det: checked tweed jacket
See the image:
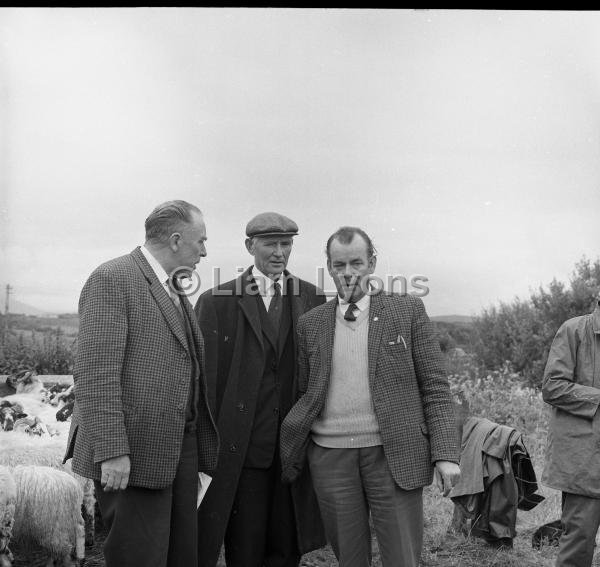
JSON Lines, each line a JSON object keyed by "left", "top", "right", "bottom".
{"left": 65, "top": 247, "right": 219, "bottom": 489}
{"left": 280, "top": 291, "right": 459, "bottom": 489}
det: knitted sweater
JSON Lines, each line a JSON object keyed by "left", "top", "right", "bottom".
{"left": 311, "top": 306, "right": 382, "bottom": 448}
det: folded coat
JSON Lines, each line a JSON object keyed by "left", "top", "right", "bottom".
{"left": 450, "top": 416, "right": 544, "bottom": 541}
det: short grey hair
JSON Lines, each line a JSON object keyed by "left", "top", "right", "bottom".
{"left": 145, "top": 200, "right": 202, "bottom": 244}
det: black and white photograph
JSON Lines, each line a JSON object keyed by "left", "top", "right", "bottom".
{"left": 1, "top": 8, "right": 600, "bottom": 567}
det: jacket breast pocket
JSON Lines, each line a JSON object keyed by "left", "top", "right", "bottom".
{"left": 382, "top": 337, "right": 410, "bottom": 360}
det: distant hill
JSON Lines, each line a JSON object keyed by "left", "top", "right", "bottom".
{"left": 431, "top": 314, "right": 473, "bottom": 324}
{"left": 2, "top": 312, "right": 79, "bottom": 338}
{"left": 5, "top": 299, "right": 51, "bottom": 317}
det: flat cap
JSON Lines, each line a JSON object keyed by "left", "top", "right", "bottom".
{"left": 246, "top": 212, "right": 299, "bottom": 238}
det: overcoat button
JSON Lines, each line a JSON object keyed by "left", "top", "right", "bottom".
{"left": 229, "top": 444, "right": 237, "bottom": 452}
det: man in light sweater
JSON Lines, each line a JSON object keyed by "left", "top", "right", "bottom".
{"left": 280, "top": 226, "right": 461, "bottom": 567}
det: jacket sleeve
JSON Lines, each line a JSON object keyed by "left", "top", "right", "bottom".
{"left": 542, "top": 321, "right": 600, "bottom": 419}
{"left": 411, "top": 296, "right": 459, "bottom": 464}
{"left": 74, "top": 267, "right": 130, "bottom": 463}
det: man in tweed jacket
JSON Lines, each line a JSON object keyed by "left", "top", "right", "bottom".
{"left": 64, "top": 200, "right": 219, "bottom": 567}
{"left": 280, "top": 226, "right": 460, "bottom": 567}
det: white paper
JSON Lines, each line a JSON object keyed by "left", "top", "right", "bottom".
{"left": 197, "top": 472, "right": 212, "bottom": 508}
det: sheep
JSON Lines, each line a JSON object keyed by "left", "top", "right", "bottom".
{"left": 10, "top": 465, "right": 85, "bottom": 567}
{"left": 0, "top": 466, "right": 16, "bottom": 566}
{"left": 0, "top": 403, "right": 26, "bottom": 432}
{"left": 48, "top": 385, "right": 74, "bottom": 407}
{"left": 0, "top": 393, "right": 69, "bottom": 437}
{"left": 13, "top": 416, "right": 49, "bottom": 437}
{"left": 0, "top": 432, "right": 96, "bottom": 549}
{"left": 6, "top": 371, "right": 48, "bottom": 399}
{"left": 55, "top": 401, "right": 74, "bottom": 423}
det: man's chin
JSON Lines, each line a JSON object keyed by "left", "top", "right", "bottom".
{"left": 267, "top": 266, "right": 285, "bottom": 277}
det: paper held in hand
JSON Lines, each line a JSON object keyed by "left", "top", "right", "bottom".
{"left": 197, "top": 472, "right": 212, "bottom": 508}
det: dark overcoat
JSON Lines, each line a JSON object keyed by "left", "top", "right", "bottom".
{"left": 195, "top": 267, "right": 326, "bottom": 567}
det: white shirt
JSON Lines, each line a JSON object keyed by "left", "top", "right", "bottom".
{"left": 252, "top": 266, "right": 282, "bottom": 310}
{"left": 140, "top": 245, "right": 177, "bottom": 302}
{"left": 338, "top": 293, "right": 370, "bottom": 318}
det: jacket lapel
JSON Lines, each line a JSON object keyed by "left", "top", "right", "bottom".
{"left": 367, "top": 291, "right": 385, "bottom": 385}
{"left": 318, "top": 298, "right": 338, "bottom": 376}
{"left": 237, "top": 267, "right": 264, "bottom": 350}
{"left": 130, "top": 247, "right": 189, "bottom": 354}
{"left": 257, "top": 296, "right": 278, "bottom": 351}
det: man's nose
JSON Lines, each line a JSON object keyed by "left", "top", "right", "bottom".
{"left": 342, "top": 265, "right": 354, "bottom": 277}
{"left": 273, "top": 243, "right": 284, "bottom": 256}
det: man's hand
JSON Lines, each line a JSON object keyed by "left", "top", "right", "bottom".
{"left": 101, "top": 455, "right": 131, "bottom": 492}
{"left": 434, "top": 460, "right": 461, "bottom": 497}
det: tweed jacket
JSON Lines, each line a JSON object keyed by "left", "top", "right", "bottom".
{"left": 280, "top": 291, "right": 459, "bottom": 489}
{"left": 195, "top": 267, "right": 326, "bottom": 566}
{"left": 542, "top": 301, "right": 600, "bottom": 496}
{"left": 64, "top": 247, "right": 219, "bottom": 489}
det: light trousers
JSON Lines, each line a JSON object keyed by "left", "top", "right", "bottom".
{"left": 308, "top": 442, "right": 423, "bottom": 567}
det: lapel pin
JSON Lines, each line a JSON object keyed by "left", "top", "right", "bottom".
{"left": 373, "top": 317, "right": 379, "bottom": 321}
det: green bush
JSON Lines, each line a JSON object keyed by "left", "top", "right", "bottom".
{"left": 0, "top": 327, "right": 76, "bottom": 375}
{"left": 470, "top": 256, "right": 600, "bottom": 387}
{"left": 447, "top": 354, "right": 547, "bottom": 436}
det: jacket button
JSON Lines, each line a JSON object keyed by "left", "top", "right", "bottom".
{"left": 229, "top": 444, "right": 237, "bottom": 452}
{"left": 236, "top": 402, "right": 246, "bottom": 412}
{"left": 271, "top": 360, "right": 277, "bottom": 371}
{"left": 273, "top": 407, "right": 279, "bottom": 414}
{"left": 181, "top": 353, "right": 187, "bottom": 360}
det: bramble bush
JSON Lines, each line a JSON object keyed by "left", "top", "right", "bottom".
{"left": 0, "top": 327, "right": 76, "bottom": 374}
{"left": 470, "top": 256, "right": 600, "bottom": 387}
{"left": 446, "top": 351, "right": 547, "bottom": 436}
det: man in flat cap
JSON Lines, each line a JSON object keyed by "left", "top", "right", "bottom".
{"left": 195, "top": 212, "right": 326, "bottom": 567}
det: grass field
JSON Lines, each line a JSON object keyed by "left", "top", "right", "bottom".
{"left": 9, "top": 358, "right": 600, "bottom": 566}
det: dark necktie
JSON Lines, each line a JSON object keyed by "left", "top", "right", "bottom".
{"left": 170, "top": 276, "right": 199, "bottom": 424}
{"left": 268, "top": 281, "right": 282, "bottom": 333}
{"left": 168, "top": 277, "right": 185, "bottom": 318}
{"left": 344, "top": 302, "right": 358, "bottom": 322}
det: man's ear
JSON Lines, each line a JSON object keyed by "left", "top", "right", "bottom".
{"left": 244, "top": 238, "right": 255, "bottom": 255}
{"left": 368, "top": 255, "right": 377, "bottom": 273}
{"left": 168, "top": 232, "right": 181, "bottom": 251}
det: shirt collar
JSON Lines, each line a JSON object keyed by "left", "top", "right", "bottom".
{"left": 339, "top": 293, "right": 370, "bottom": 312}
{"left": 252, "top": 266, "right": 282, "bottom": 295}
{"left": 141, "top": 245, "right": 170, "bottom": 287}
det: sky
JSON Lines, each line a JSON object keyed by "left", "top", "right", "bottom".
{"left": 1, "top": 8, "right": 599, "bottom": 317}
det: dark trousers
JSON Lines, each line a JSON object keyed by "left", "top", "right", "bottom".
{"left": 224, "top": 459, "right": 300, "bottom": 567}
{"left": 95, "top": 430, "right": 199, "bottom": 567}
{"left": 556, "top": 492, "right": 600, "bottom": 567}
{"left": 308, "top": 442, "right": 423, "bottom": 567}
